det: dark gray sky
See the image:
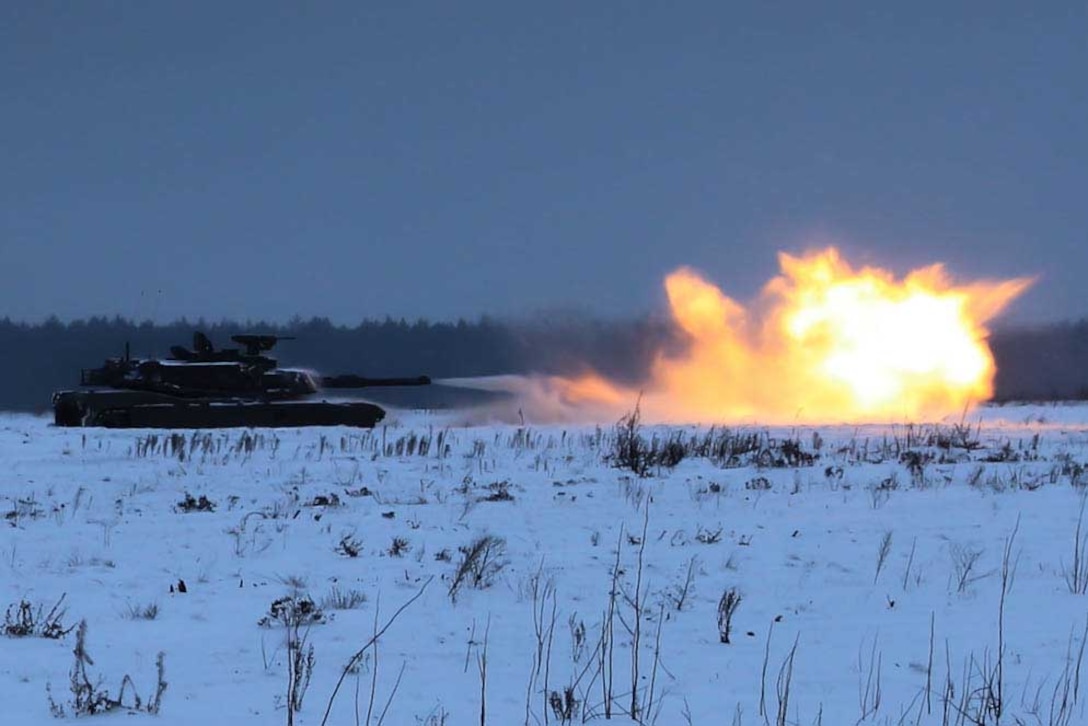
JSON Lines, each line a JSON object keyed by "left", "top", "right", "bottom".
{"left": 2, "top": 2, "right": 1085, "bottom": 325}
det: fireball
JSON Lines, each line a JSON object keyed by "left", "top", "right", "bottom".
{"left": 554, "top": 247, "right": 1032, "bottom": 424}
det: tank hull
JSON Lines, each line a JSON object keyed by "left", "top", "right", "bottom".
{"left": 53, "top": 390, "right": 386, "bottom": 429}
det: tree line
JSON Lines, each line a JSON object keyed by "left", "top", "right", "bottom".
{"left": 990, "top": 321, "right": 1088, "bottom": 402}
{"left": 0, "top": 315, "right": 1083, "bottom": 412}
{"left": 0, "top": 315, "right": 666, "bottom": 412}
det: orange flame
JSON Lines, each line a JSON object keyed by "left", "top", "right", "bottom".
{"left": 554, "top": 248, "right": 1033, "bottom": 424}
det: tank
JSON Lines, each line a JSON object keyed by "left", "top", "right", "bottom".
{"left": 51, "top": 332, "right": 431, "bottom": 429}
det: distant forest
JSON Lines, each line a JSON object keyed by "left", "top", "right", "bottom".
{"left": 0, "top": 315, "right": 1086, "bottom": 412}
{"left": 0, "top": 315, "right": 668, "bottom": 412}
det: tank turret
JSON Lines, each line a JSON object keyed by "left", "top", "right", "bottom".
{"left": 52, "top": 332, "right": 430, "bottom": 428}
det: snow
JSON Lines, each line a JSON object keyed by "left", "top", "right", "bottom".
{"left": 2, "top": 404, "right": 1088, "bottom": 724}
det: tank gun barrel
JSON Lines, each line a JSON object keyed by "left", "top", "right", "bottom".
{"left": 321, "top": 374, "right": 431, "bottom": 389}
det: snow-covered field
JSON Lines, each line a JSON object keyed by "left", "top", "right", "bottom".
{"left": 3, "top": 404, "right": 1088, "bottom": 725}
